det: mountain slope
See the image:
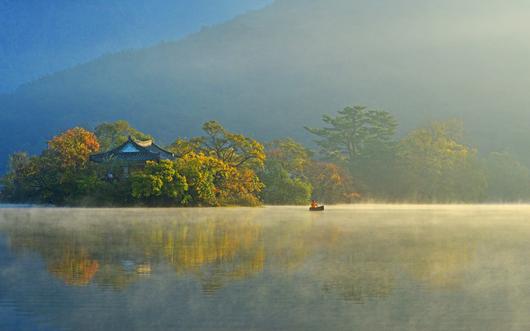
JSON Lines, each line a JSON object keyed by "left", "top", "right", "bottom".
{"left": 2, "top": 0, "right": 530, "bottom": 173}
{"left": 0, "top": 0, "right": 271, "bottom": 92}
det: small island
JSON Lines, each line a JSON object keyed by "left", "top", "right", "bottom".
{"left": 1, "top": 106, "right": 529, "bottom": 207}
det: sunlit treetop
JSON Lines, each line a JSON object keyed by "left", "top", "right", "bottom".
{"left": 48, "top": 127, "right": 100, "bottom": 169}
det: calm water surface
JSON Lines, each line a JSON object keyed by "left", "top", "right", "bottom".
{"left": 1, "top": 205, "right": 530, "bottom": 330}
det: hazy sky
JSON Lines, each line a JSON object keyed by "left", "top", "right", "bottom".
{"left": 0, "top": 0, "right": 272, "bottom": 93}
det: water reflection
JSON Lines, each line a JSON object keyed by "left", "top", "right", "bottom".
{"left": 48, "top": 251, "right": 100, "bottom": 286}
{"left": 3, "top": 213, "right": 266, "bottom": 292}
{"left": 1, "top": 206, "right": 528, "bottom": 331}
{"left": 0, "top": 209, "right": 478, "bottom": 295}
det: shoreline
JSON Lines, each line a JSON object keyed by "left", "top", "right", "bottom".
{"left": 2, "top": 203, "right": 530, "bottom": 210}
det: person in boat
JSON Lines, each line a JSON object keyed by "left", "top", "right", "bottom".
{"left": 310, "top": 200, "right": 319, "bottom": 209}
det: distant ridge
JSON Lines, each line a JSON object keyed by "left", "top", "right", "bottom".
{"left": 2, "top": 0, "right": 530, "bottom": 173}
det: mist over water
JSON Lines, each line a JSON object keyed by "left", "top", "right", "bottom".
{"left": 3, "top": 0, "right": 530, "bottom": 327}
{"left": 1, "top": 205, "right": 530, "bottom": 330}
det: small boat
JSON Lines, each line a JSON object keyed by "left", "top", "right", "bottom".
{"left": 309, "top": 206, "right": 325, "bottom": 211}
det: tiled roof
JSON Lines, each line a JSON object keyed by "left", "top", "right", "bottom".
{"left": 90, "top": 136, "right": 175, "bottom": 163}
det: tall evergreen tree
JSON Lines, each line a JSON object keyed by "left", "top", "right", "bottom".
{"left": 305, "top": 106, "right": 397, "bottom": 194}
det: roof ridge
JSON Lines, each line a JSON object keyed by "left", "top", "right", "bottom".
{"left": 149, "top": 141, "right": 175, "bottom": 156}
{"left": 89, "top": 136, "right": 175, "bottom": 162}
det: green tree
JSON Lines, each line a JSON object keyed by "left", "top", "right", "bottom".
{"left": 167, "top": 121, "right": 266, "bottom": 169}
{"left": 1, "top": 152, "right": 37, "bottom": 202}
{"left": 396, "top": 120, "right": 487, "bottom": 202}
{"left": 166, "top": 137, "right": 203, "bottom": 158}
{"left": 483, "top": 152, "right": 530, "bottom": 201}
{"left": 260, "top": 138, "right": 313, "bottom": 205}
{"left": 305, "top": 161, "right": 358, "bottom": 204}
{"left": 266, "top": 138, "right": 311, "bottom": 178}
{"left": 305, "top": 106, "right": 397, "bottom": 195}
{"left": 7, "top": 152, "right": 31, "bottom": 173}
{"left": 166, "top": 121, "right": 266, "bottom": 206}
{"left": 131, "top": 160, "right": 188, "bottom": 205}
{"left": 174, "top": 152, "right": 263, "bottom": 206}
{"left": 200, "top": 121, "right": 265, "bottom": 169}
{"left": 94, "top": 120, "right": 152, "bottom": 151}
{"left": 1, "top": 151, "right": 62, "bottom": 204}
{"left": 305, "top": 106, "right": 397, "bottom": 166}
{"left": 260, "top": 159, "right": 312, "bottom": 205}
{"left": 174, "top": 153, "right": 222, "bottom": 206}
{"left": 218, "top": 166, "right": 264, "bottom": 206}
{"left": 46, "top": 128, "right": 102, "bottom": 204}
{"left": 2, "top": 128, "right": 103, "bottom": 205}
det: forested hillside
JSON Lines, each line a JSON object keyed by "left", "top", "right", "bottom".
{"left": 2, "top": 0, "right": 530, "bottom": 173}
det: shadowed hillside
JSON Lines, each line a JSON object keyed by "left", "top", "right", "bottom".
{"left": 2, "top": 0, "right": 530, "bottom": 172}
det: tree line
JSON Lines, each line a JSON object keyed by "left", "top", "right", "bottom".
{"left": 1, "top": 106, "right": 529, "bottom": 206}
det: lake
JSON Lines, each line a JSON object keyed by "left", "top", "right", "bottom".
{"left": 1, "top": 205, "right": 530, "bottom": 330}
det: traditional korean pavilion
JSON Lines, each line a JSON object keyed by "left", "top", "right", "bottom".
{"left": 90, "top": 136, "right": 175, "bottom": 177}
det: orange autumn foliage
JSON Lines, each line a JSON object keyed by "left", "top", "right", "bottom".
{"left": 49, "top": 253, "right": 100, "bottom": 286}
{"left": 306, "top": 161, "right": 359, "bottom": 203}
{"left": 48, "top": 127, "right": 100, "bottom": 168}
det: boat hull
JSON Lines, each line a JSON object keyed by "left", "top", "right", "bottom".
{"left": 309, "top": 206, "right": 325, "bottom": 211}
